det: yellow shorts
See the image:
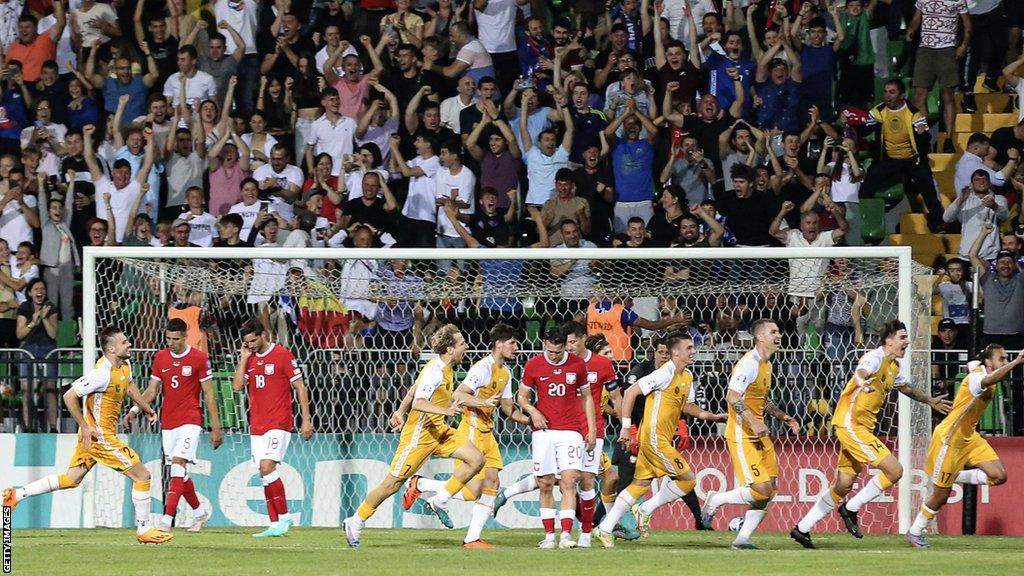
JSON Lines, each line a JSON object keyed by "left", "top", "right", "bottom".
{"left": 68, "top": 432, "right": 140, "bottom": 474}
{"left": 836, "top": 425, "right": 892, "bottom": 475}
{"left": 454, "top": 425, "right": 503, "bottom": 480}
{"left": 634, "top": 440, "right": 690, "bottom": 480}
{"left": 726, "top": 435, "right": 777, "bottom": 485}
{"left": 389, "top": 419, "right": 461, "bottom": 480}
{"left": 925, "top": 433, "right": 999, "bottom": 489}
{"left": 599, "top": 451, "right": 612, "bottom": 475}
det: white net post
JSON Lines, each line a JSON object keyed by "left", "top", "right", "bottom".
{"left": 81, "top": 245, "right": 929, "bottom": 533}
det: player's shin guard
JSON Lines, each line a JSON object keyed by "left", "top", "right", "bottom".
{"left": 846, "top": 474, "right": 891, "bottom": 512}
{"left": 540, "top": 507, "right": 557, "bottom": 536}
{"left": 706, "top": 486, "right": 756, "bottom": 513}
{"left": 579, "top": 489, "right": 596, "bottom": 534}
{"left": 796, "top": 488, "right": 839, "bottom": 533}
{"left": 163, "top": 464, "right": 187, "bottom": 526}
{"left": 464, "top": 489, "right": 496, "bottom": 544}
{"left": 16, "top": 473, "right": 76, "bottom": 500}
{"left": 597, "top": 483, "right": 644, "bottom": 533}
{"left": 264, "top": 471, "right": 289, "bottom": 519}
{"left": 955, "top": 469, "right": 990, "bottom": 485}
{"left": 503, "top": 475, "right": 538, "bottom": 497}
{"left": 261, "top": 472, "right": 280, "bottom": 523}
{"left": 558, "top": 508, "right": 574, "bottom": 536}
{"left": 909, "top": 504, "right": 937, "bottom": 536}
{"left": 132, "top": 480, "right": 153, "bottom": 534}
{"left": 640, "top": 477, "right": 694, "bottom": 515}
{"left": 735, "top": 508, "right": 767, "bottom": 543}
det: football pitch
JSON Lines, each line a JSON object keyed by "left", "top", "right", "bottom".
{"left": 8, "top": 529, "right": 1024, "bottom": 576}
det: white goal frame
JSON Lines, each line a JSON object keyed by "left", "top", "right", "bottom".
{"left": 82, "top": 245, "right": 921, "bottom": 532}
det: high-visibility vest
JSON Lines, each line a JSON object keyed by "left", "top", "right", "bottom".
{"left": 587, "top": 301, "right": 632, "bottom": 361}
{"left": 168, "top": 306, "right": 208, "bottom": 353}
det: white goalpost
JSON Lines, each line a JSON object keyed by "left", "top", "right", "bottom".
{"left": 81, "top": 245, "right": 931, "bottom": 534}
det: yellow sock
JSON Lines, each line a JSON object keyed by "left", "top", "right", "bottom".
{"left": 460, "top": 486, "right": 478, "bottom": 501}
{"left": 601, "top": 493, "right": 617, "bottom": 505}
{"left": 750, "top": 487, "right": 772, "bottom": 502}
{"left": 132, "top": 480, "right": 151, "bottom": 493}
{"left": 443, "top": 476, "right": 464, "bottom": 496}
{"left": 675, "top": 477, "right": 696, "bottom": 494}
{"left": 878, "top": 474, "right": 895, "bottom": 491}
{"left": 920, "top": 504, "right": 937, "bottom": 520}
{"left": 357, "top": 501, "right": 376, "bottom": 521}
{"left": 57, "top": 474, "right": 76, "bottom": 489}
{"left": 626, "top": 483, "right": 648, "bottom": 500}
{"left": 829, "top": 488, "right": 844, "bottom": 504}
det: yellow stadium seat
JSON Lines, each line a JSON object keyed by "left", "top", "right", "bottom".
{"left": 890, "top": 233, "right": 945, "bottom": 267}
{"left": 930, "top": 153, "right": 960, "bottom": 172}
{"left": 931, "top": 315, "right": 941, "bottom": 334}
{"left": 942, "top": 234, "right": 961, "bottom": 253}
{"left": 954, "top": 132, "right": 972, "bottom": 153}
{"left": 954, "top": 114, "right": 982, "bottom": 133}
{"left": 982, "top": 113, "right": 1017, "bottom": 133}
{"left": 935, "top": 169, "right": 956, "bottom": 199}
{"left": 932, "top": 294, "right": 944, "bottom": 316}
{"left": 900, "top": 213, "right": 930, "bottom": 234}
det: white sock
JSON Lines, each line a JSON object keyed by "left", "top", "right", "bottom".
{"left": 797, "top": 490, "right": 839, "bottom": 533}
{"left": 735, "top": 508, "right": 767, "bottom": 543}
{"left": 503, "top": 475, "right": 538, "bottom": 498}
{"left": 431, "top": 487, "right": 454, "bottom": 506}
{"left": 640, "top": 480, "right": 687, "bottom": 515}
{"left": 597, "top": 490, "right": 637, "bottom": 533}
{"left": 17, "top": 474, "right": 63, "bottom": 500}
{"left": 707, "top": 486, "right": 754, "bottom": 513}
{"left": 956, "top": 469, "right": 989, "bottom": 485}
{"left": 909, "top": 504, "right": 937, "bottom": 536}
{"left": 558, "top": 508, "right": 574, "bottom": 538}
{"left": 132, "top": 488, "right": 152, "bottom": 534}
{"left": 846, "top": 475, "right": 887, "bottom": 513}
{"left": 161, "top": 514, "right": 173, "bottom": 527}
{"left": 464, "top": 493, "right": 494, "bottom": 544}
{"left": 193, "top": 503, "right": 206, "bottom": 516}
{"left": 416, "top": 477, "right": 447, "bottom": 495}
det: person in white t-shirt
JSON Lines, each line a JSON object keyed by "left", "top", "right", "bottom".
{"left": 253, "top": 143, "right": 304, "bottom": 201}
{"left": 177, "top": 187, "right": 219, "bottom": 247}
{"left": 163, "top": 45, "right": 218, "bottom": 109}
{"left": 434, "top": 140, "right": 475, "bottom": 271}
{"left": 83, "top": 124, "right": 155, "bottom": 243}
{"left": 390, "top": 133, "right": 441, "bottom": 248}
{"left": 819, "top": 137, "right": 863, "bottom": 246}
{"left": 213, "top": 0, "right": 259, "bottom": 114}
{"left": 228, "top": 177, "right": 264, "bottom": 242}
{"left": 473, "top": 0, "right": 518, "bottom": 95}
{"left": 73, "top": 0, "right": 120, "bottom": 48}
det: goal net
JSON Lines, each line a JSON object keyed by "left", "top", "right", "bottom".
{"left": 82, "top": 246, "right": 932, "bottom": 534}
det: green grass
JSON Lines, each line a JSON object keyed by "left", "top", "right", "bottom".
{"left": 8, "top": 528, "right": 1024, "bottom": 576}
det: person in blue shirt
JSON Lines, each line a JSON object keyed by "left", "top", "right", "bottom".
{"left": 0, "top": 65, "right": 30, "bottom": 156}
{"left": 604, "top": 99, "right": 659, "bottom": 234}
{"left": 517, "top": 17, "right": 554, "bottom": 89}
{"left": 755, "top": 33, "right": 804, "bottom": 133}
{"left": 703, "top": 31, "right": 755, "bottom": 119}
{"left": 84, "top": 38, "right": 161, "bottom": 125}
{"left": 792, "top": 13, "right": 844, "bottom": 122}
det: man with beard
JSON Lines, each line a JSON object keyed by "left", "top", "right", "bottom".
{"left": 604, "top": 101, "right": 658, "bottom": 232}
{"left": 703, "top": 31, "right": 754, "bottom": 119}
{"left": 682, "top": 91, "right": 743, "bottom": 176}
{"left": 518, "top": 17, "right": 554, "bottom": 88}
{"left": 387, "top": 43, "right": 435, "bottom": 114}
{"left": 595, "top": 24, "right": 632, "bottom": 91}
{"left": 466, "top": 112, "right": 520, "bottom": 213}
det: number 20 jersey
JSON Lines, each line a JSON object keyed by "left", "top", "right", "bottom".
{"left": 521, "top": 352, "right": 589, "bottom": 435}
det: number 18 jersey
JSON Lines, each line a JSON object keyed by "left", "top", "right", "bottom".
{"left": 244, "top": 343, "right": 302, "bottom": 435}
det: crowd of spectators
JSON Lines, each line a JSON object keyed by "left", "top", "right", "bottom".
{"left": 3, "top": 0, "right": 1024, "bottom": 431}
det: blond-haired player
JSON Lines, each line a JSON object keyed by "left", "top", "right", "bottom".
{"left": 593, "top": 332, "right": 727, "bottom": 547}
{"left": 906, "top": 345, "right": 1022, "bottom": 547}
{"left": 791, "top": 320, "right": 951, "bottom": 548}
{"left": 401, "top": 323, "right": 531, "bottom": 548}
{"left": 702, "top": 319, "right": 800, "bottom": 549}
{"left": 3, "top": 327, "right": 173, "bottom": 544}
{"left": 343, "top": 324, "right": 485, "bottom": 548}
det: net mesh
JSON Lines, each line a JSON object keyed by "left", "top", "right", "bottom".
{"left": 87, "top": 249, "right": 932, "bottom": 533}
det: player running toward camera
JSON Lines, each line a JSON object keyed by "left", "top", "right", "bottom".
{"left": 3, "top": 327, "right": 172, "bottom": 544}
{"left": 127, "top": 318, "right": 223, "bottom": 532}
{"left": 593, "top": 332, "right": 727, "bottom": 548}
{"left": 906, "top": 345, "right": 1022, "bottom": 548}
{"left": 344, "top": 325, "right": 486, "bottom": 548}
{"left": 790, "top": 320, "right": 951, "bottom": 549}
{"left": 232, "top": 319, "right": 314, "bottom": 538}
{"left": 401, "top": 323, "right": 532, "bottom": 549}
{"left": 518, "top": 324, "right": 597, "bottom": 549}
{"left": 702, "top": 319, "right": 800, "bottom": 549}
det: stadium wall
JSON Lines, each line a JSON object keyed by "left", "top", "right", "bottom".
{"left": 3, "top": 433, "right": 1021, "bottom": 535}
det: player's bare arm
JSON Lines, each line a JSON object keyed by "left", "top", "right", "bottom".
{"left": 516, "top": 386, "right": 548, "bottom": 430}
{"left": 498, "top": 398, "right": 531, "bottom": 426}
{"left": 291, "top": 377, "right": 314, "bottom": 440}
{"left": 682, "top": 402, "right": 728, "bottom": 422}
{"left": 201, "top": 379, "right": 223, "bottom": 448}
{"left": 453, "top": 384, "right": 501, "bottom": 409}
{"left": 61, "top": 388, "right": 96, "bottom": 450}
{"left": 231, "top": 342, "right": 252, "bottom": 392}
{"left": 617, "top": 383, "right": 642, "bottom": 450}
{"left": 896, "top": 382, "right": 953, "bottom": 415}
{"left": 410, "top": 397, "right": 457, "bottom": 417}
{"left": 581, "top": 383, "right": 596, "bottom": 452}
{"left": 390, "top": 384, "right": 417, "bottom": 431}
{"left": 124, "top": 377, "right": 162, "bottom": 427}
{"left": 979, "top": 350, "right": 1024, "bottom": 387}
{"left": 727, "top": 389, "right": 767, "bottom": 436}
{"left": 126, "top": 381, "right": 158, "bottom": 423}
{"left": 764, "top": 399, "right": 800, "bottom": 433}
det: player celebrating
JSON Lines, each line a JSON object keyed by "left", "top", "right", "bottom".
{"left": 401, "top": 323, "right": 531, "bottom": 548}
{"left": 3, "top": 327, "right": 172, "bottom": 544}
{"left": 702, "top": 319, "right": 800, "bottom": 549}
{"left": 344, "top": 325, "right": 485, "bottom": 549}
{"left": 906, "top": 345, "right": 1021, "bottom": 547}
{"left": 518, "top": 324, "right": 596, "bottom": 549}
{"left": 790, "top": 320, "right": 951, "bottom": 548}
{"left": 232, "top": 319, "right": 314, "bottom": 538}
{"left": 593, "top": 333, "right": 727, "bottom": 547}
{"left": 127, "top": 318, "right": 223, "bottom": 532}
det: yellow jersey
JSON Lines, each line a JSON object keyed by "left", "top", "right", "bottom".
{"left": 409, "top": 357, "right": 455, "bottom": 433}
{"left": 71, "top": 357, "right": 134, "bottom": 434}
{"left": 867, "top": 102, "right": 927, "bottom": 160}
{"left": 832, "top": 347, "right": 908, "bottom": 430}
{"left": 635, "top": 360, "right": 694, "bottom": 445}
{"left": 933, "top": 363, "right": 996, "bottom": 446}
{"left": 460, "top": 354, "right": 513, "bottom": 433}
{"left": 726, "top": 349, "right": 772, "bottom": 439}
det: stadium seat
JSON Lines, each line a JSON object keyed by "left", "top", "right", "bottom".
{"left": 954, "top": 113, "right": 982, "bottom": 133}
{"left": 954, "top": 374, "right": 1006, "bottom": 434}
{"left": 954, "top": 132, "right": 972, "bottom": 153}
{"left": 956, "top": 92, "right": 1016, "bottom": 114}
{"left": 929, "top": 152, "right": 960, "bottom": 172}
{"left": 935, "top": 169, "right": 956, "bottom": 199}
{"left": 982, "top": 113, "right": 1017, "bottom": 133}
{"left": 899, "top": 213, "right": 929, "bottom": 234}
{"left": 880, "top": 182, "right": 904, "bottom": 203}
{"left": 890, "top": 233, "right": 945, "bottom": 267}
{"left": 860, "top": 199, "right": 886, "bottom": 244}
{"left": 525, "top": 320, "right": 541, "bottom": 347}
{"left": 941, "top": 234, "right": 962, "bottom": 253}
{"left": 209, "top": 376, "right": 240, "bottom": 429}
{"left": 56, "top": 320, "right": 78, "bottom": 348}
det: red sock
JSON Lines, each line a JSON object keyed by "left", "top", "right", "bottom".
{"left": 164, "top": 476, "right": 185, "bottom": 517}
{"left": 580, "top": 498, "right": 596, "bottom": 533}
{"left": 263, "top": 485, "right": 279, "bottom": 522}
{"left": 267, "top": 479, "right": 288, "bottom": 516}
{"left": 560, "top": 516, "right": 573, "bottom": 534}
{"left": 182, "top": 477, "right": 200, "bottom": 509}
{"left": 542, "top": 517, "right": 555, "bottom": 534}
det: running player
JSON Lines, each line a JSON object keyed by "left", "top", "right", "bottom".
{"left": 401, "top": 323, "right": 531, "bottom": 548}
{"left": 790, "top": 320, "right": 951, "bottom": 548}
{"left": 906, "top": 345, "right": 1021, "bottom": 547}
{"left": 702, "top": 319, "right": 800, "bottom": 549}
{"left": 128, "top": 318, "right": 222, "bottom": 532}
{"left": 344, "top": 324, "right": 485, "bottom": 548}
{"left": 232, "top": 318, "right": 314, "bottom": 538}
{"left": 518, "top": 324, "right": 596, "bottom": 549}
{"left": 3, "top": 327, "right": 172, "bottom": 544}
{"left": 593, "top": 332, "right": 727, "bottom": 547}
